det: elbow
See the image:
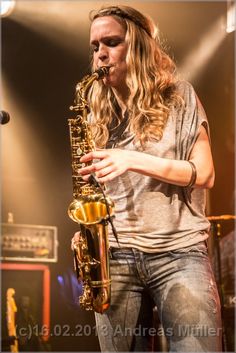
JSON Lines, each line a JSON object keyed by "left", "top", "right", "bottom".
{"left": 204, "top": 173, "right": 215, "bottom": 189}
{"left": 197, "top": 169, "right": 215, "bottom": 189}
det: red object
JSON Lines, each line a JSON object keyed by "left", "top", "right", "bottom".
{"left": 0, "top": 263, "right": 50, "bottom": 341}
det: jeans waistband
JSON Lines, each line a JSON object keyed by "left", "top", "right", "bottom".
{"left": 109, "top": 241, "right": 208, "bottom": 256}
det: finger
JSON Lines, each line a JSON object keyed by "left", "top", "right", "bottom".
{"left": 94, "top": 158, "right": 111, "bottom": 171}
{"left": 79, "top": 164, "right": 96, "bottom": 175}
{"left": 81, "top": 171, "right": 115, "bottom": 183}
{"left": 72, "top": 231, "right": 80, "bottom": 240}
{"left": 97, "top": 171, "right": 118, "bottom": 183}
{"left": 80, "top": 150, "right": 108, "bottom": 163}
{"left": 71, "top": 232, "right": 80, "bottom": 250}
{"left": 81, "top": 167, "right": 112, "bottom": 182}
{"left": 81, "top": 175, "right": 90, "bottom": 182}
{"left": 95, "top": 166, "right": 114, "bottom": 178}
{"left": 80, "top": 159, "right": 111, "bottom": 175}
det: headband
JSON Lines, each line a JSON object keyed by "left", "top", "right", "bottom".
{"left": 93, "top": 7, "right": 152, "bottom": 37}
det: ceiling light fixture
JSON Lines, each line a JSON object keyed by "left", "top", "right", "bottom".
{"left": 0, "top": 0, "right": 16, "bottom": 18}
{"left": 226, "top": 0, "right": 236, "bottom": 33}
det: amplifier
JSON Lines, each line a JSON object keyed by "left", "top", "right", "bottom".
{"left": 1, "top": 223, "right": 58, "bottom": 262}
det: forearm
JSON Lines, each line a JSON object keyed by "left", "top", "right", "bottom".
{"left": 128, "top": 151, "right": 191, "bottom": 186}
{"left": 129, "top": 151, "right": 208, "bottom": 187}
{"left": 127, "top": 124, "right": 215, "bottom": 189}
{"left": 127, "top": 150, "right": 213, "bottom": 188}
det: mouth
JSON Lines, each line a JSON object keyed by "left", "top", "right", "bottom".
{"left": 107, "top": 65, "right": 115, "bottom": 76}
{"left": 98, "top": 64, "right": 114, "bottom": 71}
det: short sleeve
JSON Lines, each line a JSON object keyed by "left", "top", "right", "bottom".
{"left": 174, "top": 81, "right": 209, "bottom": 161}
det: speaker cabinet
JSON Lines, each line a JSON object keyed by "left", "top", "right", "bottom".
{"left": 1, "top": 263, "right": 50, "bottom": 351}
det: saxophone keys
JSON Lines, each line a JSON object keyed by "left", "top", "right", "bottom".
{"left": 77, "top": 147, "right": 83, "bottom": 156}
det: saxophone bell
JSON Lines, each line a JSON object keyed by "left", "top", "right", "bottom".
{"left": 68, "top": 193, "right": 114, "bottom": 225}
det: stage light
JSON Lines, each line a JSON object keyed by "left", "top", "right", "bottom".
{"left": 1, "top": 1, "right": 90, "bottom": 55}
{"left": 226, "top": 0, "right": 235, "bottom": 33}
{"left": 0, "top": 0, "right": 16, "bottom": 17}
{"left": 179, "top": 15, "right": 226, "bottom": 82}
{"left": 57, "top": 275, "right": 64, "bottom": 285}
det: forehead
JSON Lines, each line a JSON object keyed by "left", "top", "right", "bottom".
{"left": 90, "top": 16, "right": 126, "bottom": 40}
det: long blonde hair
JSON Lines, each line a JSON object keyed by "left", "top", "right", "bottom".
{"left": 88, "top": 5, "right": 181, "bottom": 148}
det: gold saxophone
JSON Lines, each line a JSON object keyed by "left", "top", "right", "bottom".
{"left": 68, "top": 66, "right": 115, "bottom": 314}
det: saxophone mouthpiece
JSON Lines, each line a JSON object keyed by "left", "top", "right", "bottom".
{"left": 95, "top": 66, "right": 111, "bottom": 79}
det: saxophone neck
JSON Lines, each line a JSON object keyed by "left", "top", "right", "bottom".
{"left": 70, "top": 66, "right": 111, "bottom": 113}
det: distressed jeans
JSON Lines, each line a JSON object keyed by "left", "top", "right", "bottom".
{"left": 95, "top": 242, "right": 222, "bottom": 352}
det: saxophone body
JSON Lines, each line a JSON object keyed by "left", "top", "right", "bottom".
{"left": 68, "top": 67, "right": 114, "bottom": 314}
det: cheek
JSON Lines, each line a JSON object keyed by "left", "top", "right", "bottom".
{"left": 119, "top": 50, "right": 127, "bottom": 63}
{"left": 92, "top": 53, "right": 98, "bottom": 65}
{"left": 111, "top": 47, "right": 127, "bottom": 63}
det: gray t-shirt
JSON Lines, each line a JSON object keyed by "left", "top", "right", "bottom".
{"left": 105, "top": 81, "right": 210, "bottom": 252}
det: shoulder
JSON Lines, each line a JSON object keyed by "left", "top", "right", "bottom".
{"left": 172, "top": 80, "right": 206, "bottom": 115}
{"left": 174, "top": 80, "right": 196, "bottom": 101}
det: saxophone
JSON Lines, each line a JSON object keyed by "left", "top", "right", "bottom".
{"left": 68, "top": 66, "right": 115, "bottom": 314}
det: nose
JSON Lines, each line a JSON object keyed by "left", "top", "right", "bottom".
{"left": 97, "top": 44, "right": 109, "bottom": 63}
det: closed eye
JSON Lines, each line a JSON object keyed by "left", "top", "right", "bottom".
{"left": 104, "top": 38, "right": 123, "bottom": 47}
{"left": 90, "top": 36, "right": 124, "bottom": 53}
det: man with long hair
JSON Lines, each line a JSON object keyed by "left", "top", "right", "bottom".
{"left": 74, "top": 5, "right": 222, "bottom": 352}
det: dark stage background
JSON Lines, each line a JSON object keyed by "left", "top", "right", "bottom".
{"left": 1, "top": 1, "right": 235, "bottom": 352}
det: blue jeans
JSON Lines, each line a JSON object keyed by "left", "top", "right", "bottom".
{"left": 95, "top": 242, "right": 222, "bottom": 352}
